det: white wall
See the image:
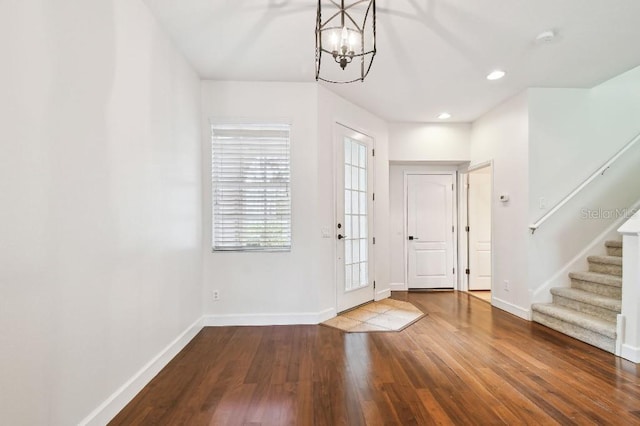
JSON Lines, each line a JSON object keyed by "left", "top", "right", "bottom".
{"left": 201, "top": 81, "right": 323, "bottom": 321}
{"left": 317, "top": 85, "right": 391, "bottom": 305}
{"left": 0, "top": 1, "right": 202, "bottom": 424}
{"left": 528, "top": 88, "right": 592, "bottom": 214}
{"left": 200, "top": 83, "right": 390, "bottom": 321}
{"left": 389, "top": 122, "right": 471, "bottom": 162}
{"left": 470, "top": 92, "right": 530, "bottom": 318}
{"left": 528, "top": 66, "right": 640, "bottom": 301}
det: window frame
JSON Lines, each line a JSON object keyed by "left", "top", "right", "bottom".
{"left": 210, "top": 121, "right": 292, "bottom": 252}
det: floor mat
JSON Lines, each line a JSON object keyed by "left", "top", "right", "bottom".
{"left": 322, "top": 298, "right": 425, "bottom": 332}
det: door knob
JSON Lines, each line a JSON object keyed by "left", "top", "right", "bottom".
{"left": 408, "top": 236, "right": 419, "bottom": 240}
{"left": 338, "top": 234, "right": 347, "bottom": 240}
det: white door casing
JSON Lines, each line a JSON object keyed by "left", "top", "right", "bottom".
{"left": 336, "top": 124, "right": 375, "bottom": 312}
{"left": 406, "top": 174, "right": 455, "bottom": 289}
{"left": 468, "top": 167, "right": 492, "bottom": 291}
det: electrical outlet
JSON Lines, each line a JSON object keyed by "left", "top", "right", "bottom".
{"left": 503, "top": 280, "right": 510, "bottom": 291}
{"left": 213, "top": 290, "right": 220, "bottom": 301}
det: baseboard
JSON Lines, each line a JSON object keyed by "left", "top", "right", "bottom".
{"left": 202, "top": 308, "right": 336, "bottom": 326}
{"left": 390, "top": 282, "right": 407, "bottom": 291}
{"left": 79, "top": 317, "right": 203, "bottom": 426}
{"left": 492, "top": 297, "right": 531, "bottom": 320}
{"left": 375, "top": 288, "right": 391, "bottom": 300}
{"left": 621, "top": 344, "right": 640, "bottom": 363}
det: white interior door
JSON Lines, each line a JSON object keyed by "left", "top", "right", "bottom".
{"left": 407, "top": 174, "right": 454, "bottom": 289}
{"left": 468, "top": 167, "right": 492, "bottom": 291}
{"left": 336, "top": 125, "right": 374, "bottom": 312}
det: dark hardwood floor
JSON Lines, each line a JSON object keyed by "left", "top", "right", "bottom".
{"left": 110, "top": 291, "right": 640, "bottom": 425}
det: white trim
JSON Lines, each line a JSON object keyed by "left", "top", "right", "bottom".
{"left": 492, "top": 297, "right": 530, "bottom": 320}
{"left": 467, "top": 160, "right": 493, "bottom": 173}
{"left": 458, "top": 172, "right": 469, "bottom": 292}
{"left": 618, "top": 209, "right": 640, "bottom": 235}
{"left": 79, "top": 317, "right": 203, "bottom": 426}
{"left": 390, "top": 282, "right": 407, "bottom": 291}
{"left": 375, "top": 288, "right": 391, "bottom": 300}
{"left": 209, "top": 116, "right": 293, "bottom": 126}
{"left": 621, "top": 344, "right": 640, "bottom": 363}
{"left": 203, "top": 308, "right": 336, "bottom": 327}
{"left": 463, "top": 161, "right": 494, "bottom": 293}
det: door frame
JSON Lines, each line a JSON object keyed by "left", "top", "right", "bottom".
{"left": 403, "top": 171, "right": 458, "bottom": 290}
{"left": 333, "top": 122, "right": 376, "bottom": 313}
{"left": 461, "top": 160, "right": 494, "bottom": 294}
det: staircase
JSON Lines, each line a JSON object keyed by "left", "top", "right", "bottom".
{"left": 532, "top": 240, "right": 622, "bottom": 353}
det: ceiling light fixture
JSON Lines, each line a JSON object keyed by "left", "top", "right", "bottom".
{"left": 486, "top": 70, "right": 506, "bottom": 81}
{"left": 438, "top": 112, "right": 452, "bottom": 120}
{"left": 536, "top": 30, "right": 556, "bottom": 43}
{"left": 315, "top": 0, "right": 377, "bottom": 83}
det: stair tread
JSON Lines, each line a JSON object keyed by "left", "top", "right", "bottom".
{"left": 605, "top": 240, "right": 623, "bottom": 248}
{"left": 531, "top": 303, "right": 616, "bottom": 338}
{"left": 569, "top": 271, "right": 622, "bottom": 287}
{"left": 551, "top": 287, "right": 621, "bottom": 310}
{"left": 587, "top": 255, "right": 622, "bottom": 266}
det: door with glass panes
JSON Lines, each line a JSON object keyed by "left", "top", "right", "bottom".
{"left": 335, "top": 124, "right": 375, "bottom": 312}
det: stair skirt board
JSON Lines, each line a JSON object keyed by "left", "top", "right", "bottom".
{"left": 532, "top": 240, "right": 622, "bottom": 355}
{"left": 532, "top": 311, "right": 615, "bottom": 353}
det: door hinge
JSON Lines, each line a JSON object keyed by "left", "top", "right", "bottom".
{"left": 453, "top": 268, "right": 455, "bottom": 274}
{"left": 373, "top": 237, "right": 376, "bottom": 244}
{"left": 373, "top": 193, "right": 375, "bottom": 201}
{"left": 452, "top": 226, "right": 454, "bottom": 233}
{"left": 465, "top": 268, "right": 470, "bottom": 275}
{"left": 372, "top": 149, "right": 375, "bottom": 156}
{"left": 373, "top": 280, "right": 376, "bottom": 289}
{"left": 452, "top": 184, "right": 454, "bottom": 191}
{"left": 465, "top": 226, "right": 470, "bottom": 232}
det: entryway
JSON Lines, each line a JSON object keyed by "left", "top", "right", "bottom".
{"left": 335, "top": 124, "right": 375, "bottom": 313}
{"left": 465, "top": 163, "right": 493, "bottom": 301}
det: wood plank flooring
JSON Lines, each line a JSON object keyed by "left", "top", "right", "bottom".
{"left": 110, "top": 291, "right": 640, "bottom": 425}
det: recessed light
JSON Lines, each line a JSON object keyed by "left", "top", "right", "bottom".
{"left": 536, "top": 30, "right": 556, "bottom": 43}
{"left": 487, "top": 70, "right": 506, "bottom": 81}
{"left": 438, "top": 112, "right": 452, "bottom": 120}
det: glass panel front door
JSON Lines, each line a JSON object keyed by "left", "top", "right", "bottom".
{"left": 336, "top": 124, "right": 374, "bottom": 313}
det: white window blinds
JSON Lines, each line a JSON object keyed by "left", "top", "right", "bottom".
{"left": 211, "top": 123, "right": 291, "bottom": 251}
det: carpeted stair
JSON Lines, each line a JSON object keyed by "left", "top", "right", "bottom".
{"left": 532, "top": 240, "right": 622, "bottom": 353}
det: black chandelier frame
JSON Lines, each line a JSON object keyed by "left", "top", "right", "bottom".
{"left": 315, "top": 0, "right": 377, "bottom": 83}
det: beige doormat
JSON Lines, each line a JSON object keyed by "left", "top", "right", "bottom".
{"left": 322, "top": 298, "right": 425, "bottom": 332}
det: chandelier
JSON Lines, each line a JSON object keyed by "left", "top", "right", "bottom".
{"left": 315, "top": 0, "right": 377, "bottom": 83}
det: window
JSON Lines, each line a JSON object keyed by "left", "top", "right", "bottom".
{"left": 211, "top": 123, "right": 291, "bottom": 251}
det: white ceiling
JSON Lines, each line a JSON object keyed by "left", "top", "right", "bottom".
{"left": 144, "top": 0, "right": 640, "bottom": 122}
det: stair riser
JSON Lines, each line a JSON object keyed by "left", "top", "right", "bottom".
{"left": 571, "top": 279, "right": 621, "bottom": 298}
{"left": 552, "top": 295, "right": 618, "bottom": 323}
{"left": 532, "top": 312, "right": 615, "bottom": 353}
{"left": 606, "top": 247, "right": 623, "bottom": 257}
{"left": 588, "top": 262, "right": 622, "bottom": 277}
